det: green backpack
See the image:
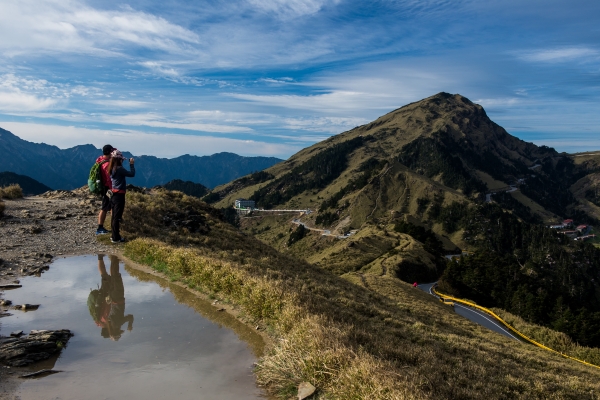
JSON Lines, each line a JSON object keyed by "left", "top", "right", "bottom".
{"left": 88, "top": 160, "right": 108, "bottom": 195}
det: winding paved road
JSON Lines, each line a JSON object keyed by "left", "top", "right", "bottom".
{"left": 417, "top": 283, "right": 518, "bottom": 340}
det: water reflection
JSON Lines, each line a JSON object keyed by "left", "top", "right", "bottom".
{"left": 88, "top": 255, "right": 134, "bottom": 341}
{"left": 2, "top": 255, "right": 267, "bottom": 400}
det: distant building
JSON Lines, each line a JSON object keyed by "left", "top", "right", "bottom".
{"left": 549, "top": 224, "right": 566, "bottom": 229}
{"left": 575, "top": 235, "right": 596, "bottom": 242}
{"left": 235, "top": 199, "right": 255, "bottom": 209}
{"left": 576, "top": 225, "right": 588, "bottom": 233}
{"left": 563, "top": 219, "right": 574, "bottom": 227}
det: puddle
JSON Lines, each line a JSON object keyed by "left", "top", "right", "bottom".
{"left": 1, "top": 255, "right": 267, "bottom": 400}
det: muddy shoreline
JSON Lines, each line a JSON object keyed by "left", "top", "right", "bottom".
{"left": 0, "top": 190, "right": 268, "bottom": 399}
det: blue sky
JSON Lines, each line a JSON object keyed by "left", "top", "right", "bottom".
{"left": 1, "top": 0, "right": 599, "bottom": 158}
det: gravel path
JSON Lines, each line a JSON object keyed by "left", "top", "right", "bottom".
{"left": 0, "top": 189, "right": 115, "bottom": 285}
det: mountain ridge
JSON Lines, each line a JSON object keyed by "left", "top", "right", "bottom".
{"left": 0, "top": 128, "right": 282, "bottom": 190}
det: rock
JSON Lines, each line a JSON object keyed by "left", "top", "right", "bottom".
{"left": 10, "top": 331, "right": 23, "bottom": 337}
{"left": 0, "top": 299, "right": 12, "bottom": 306}
{"left": 297, "top": 382, "right": 316, "bottom": 399}
{"left": 12, "top": 304, "right": 40, "bottom": 311}
{"left": 0, "top": 284, "right": 22, "bottom": 289}
{"left": 20, "top": 369, "right": 61, "bottom": 378}
{"left": 0, "top": 329, "right": 73, "bottom": 367}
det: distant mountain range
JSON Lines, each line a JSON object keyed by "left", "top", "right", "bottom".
{"left": 0, "top": 171, "right": 52, "bottom": 195}
{"left": 0, "top": 128, "right": 282, "bottom": 190}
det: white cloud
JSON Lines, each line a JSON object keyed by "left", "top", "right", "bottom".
{"left": 91, "top": 100, "right": 149, "bottom": 108}
{"left": 0, "top": 74, "right": 59, "bottom": 111}
{"left": 0, "top": 0, "right": 199, "bottom": 58}
{"left": 0, "top": 122, "right": 298, "bottom": 158}
{"left": 228, "top": 91, "right": 392, "bottom": 113}
{"left": 246, "top": 0, "right": 341, "bottom": 18}
{"left": 518, "top": 47, "right": 599, "bottom": 63}
{"left": 282, "top": 116, "right": 368, "bottom": 133}
{"left": 138, "top": 61, "right": 181, "bottom": 77}
{"left": 475, "top": 97, "right": 520, "bottom": 107}
{"left": 99, "top": 113, "right": 254, "bottom": 134}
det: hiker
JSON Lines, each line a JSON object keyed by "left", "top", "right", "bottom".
{"left": 96, "top": 144, "right": 114, "bottom": 235}
{"left": 89, "top": 254, "right": 134, "bottom": 341}
{"left": 108, "top": 150, "right": 135, "bottom": 243}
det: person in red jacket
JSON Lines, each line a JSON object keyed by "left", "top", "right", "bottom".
{"left": 96, "top": 144, "right": 114, "bottom": 235}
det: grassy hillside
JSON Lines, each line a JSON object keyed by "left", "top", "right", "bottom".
{"left": 571, "top": 152, "right": 600, "bottom": 221}
{"left": 211, "top": 94, "right": 593, "bottom": 278}
{"left": 114, "top": 188, "right": 600, "bottom": 399}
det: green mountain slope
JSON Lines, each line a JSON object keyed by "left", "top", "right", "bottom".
{"left": 208, "top": 93, "right": 600, "bottom": 351}
{"left": 212, "top": 93, "right": 593, "bottom": 268}
{"left": 214, "top": 93, "right": 584, "bottom": 224}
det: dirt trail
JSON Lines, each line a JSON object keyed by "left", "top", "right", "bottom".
{"left": 0, "top": 190, "right": 115, "bottom": 285}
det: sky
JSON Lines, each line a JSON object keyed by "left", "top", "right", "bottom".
{"left": 1, "top": 0, "right": 599, "bottom": 159}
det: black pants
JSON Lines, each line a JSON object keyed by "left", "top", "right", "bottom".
{"left": 110, "top": 192, "right": 126, "bottom": 241}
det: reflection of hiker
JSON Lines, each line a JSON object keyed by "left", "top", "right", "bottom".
{"left": 108, "top": 150, "right": 135, "bottom": 243}
{"left": 96, "top": 145, "right": 114, "bottom": 235}
{"left": 88, "top": 254, "right": 134, "bottom": 341}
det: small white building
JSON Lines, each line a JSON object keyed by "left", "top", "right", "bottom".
{"left": 235, "top": 199, "right": 255, "bottom": 209}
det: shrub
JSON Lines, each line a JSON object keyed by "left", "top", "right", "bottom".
{"left": 0, "top": 184, "right": 23, "bottom": 199}
{"left": 0, "top": 200, "right": 4, "bottom": 217}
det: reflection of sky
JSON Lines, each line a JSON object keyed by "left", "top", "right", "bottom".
{"left": 2, "top": 256, "right": 264, "bottom": 400}
{"left": 1, "top": 1, "right": 599, "bottom": 158}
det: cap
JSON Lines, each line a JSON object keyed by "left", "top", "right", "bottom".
{"left": 110, "top": 149, "right": 125, "bottom": 160}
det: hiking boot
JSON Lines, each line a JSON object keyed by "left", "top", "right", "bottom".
{"left": 96, "top": 227, "right": 110, "bottom": 235}
{"left": 110, "top": 238, "right": 126, "bottom": 243}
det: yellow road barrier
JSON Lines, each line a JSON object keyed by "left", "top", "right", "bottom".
{"left": 433, "top": 287, "right": 600, "bottom": 370}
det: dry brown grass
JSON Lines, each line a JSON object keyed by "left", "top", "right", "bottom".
{"left": 493, "top": 308, "right": 600, "bottom": 366}
{"left": 0, "top": 184, "right": 23, "bottom": 199}
{"left": 121, "top": 190, "right": 600, "bottom": 399}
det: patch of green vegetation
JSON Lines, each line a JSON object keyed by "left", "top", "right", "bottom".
{"left": 586, "top": 187, "right": 600, "bottom": 208}
{"left": 250, "top": 137, "right": 364, "bottom": 208}
{"left": 393, "top": 220, "right": 445, "bottom": 258}
{"left": 162, "top": 179, "right": 209, "bottom": 198}
{"left": 201, "top": 192, "right": 221, "bottom": 204}
{"left": 437, "top": 202, "right": 600, "bottom": 347}
{"left": 315, "top": 211, "right": 338, "bottom": 227}
{"left": 287, "top": 224, "right": 307, "bottom": 246}
{"left": 318, "top": 157, "right": 386, "bottom": 214}
{"left": 235, "top": 170, "right": 274, "bottom": 186}
{"left": 398, "top": 137, "right": 487, "bottom": 196}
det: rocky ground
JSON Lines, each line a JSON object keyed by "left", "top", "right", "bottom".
{"left": 0, "top": 189, "right": 115, "bottom": 284}
{"left": 0, "top": 189, "right": 116, "bottom": 398}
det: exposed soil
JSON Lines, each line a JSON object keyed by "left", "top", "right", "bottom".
{"left": 0, "top": 189, "right": 115, "bottom": 285}
{"left": 0, "top": 189, "right": 116, "bottom": 398}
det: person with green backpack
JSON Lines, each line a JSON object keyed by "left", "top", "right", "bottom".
{"left": 91, "top": 144, "right": 115, "bottom": 235}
